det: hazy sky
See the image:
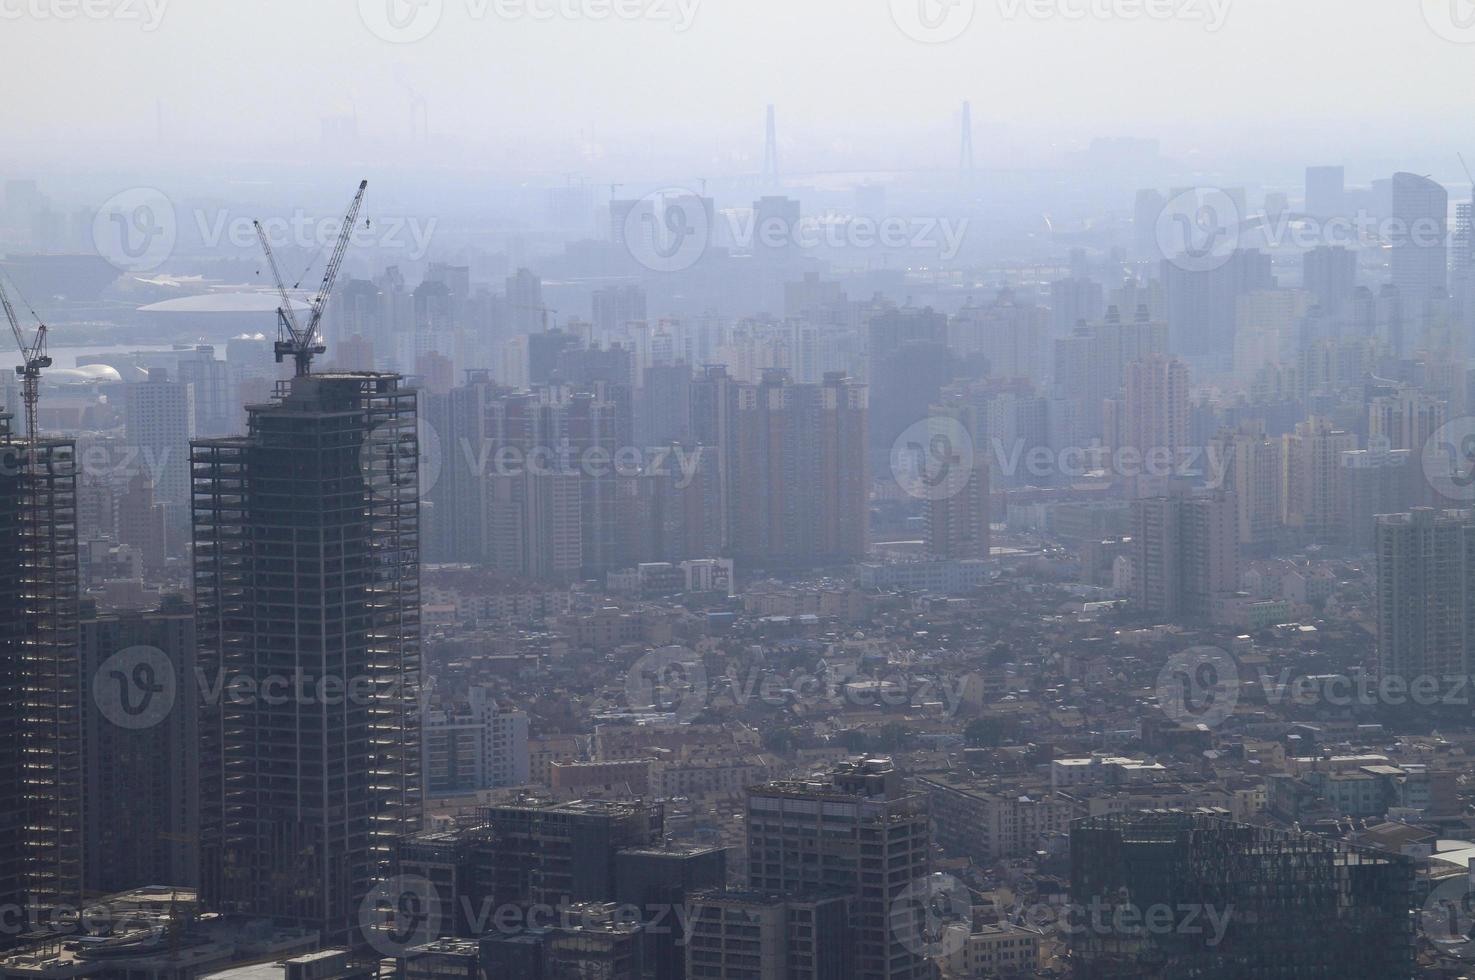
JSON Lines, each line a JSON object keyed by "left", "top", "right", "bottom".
{"left": 2, "top": 0, "right": 1473, "bottom": 184}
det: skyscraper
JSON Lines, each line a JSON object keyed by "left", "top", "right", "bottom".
{"left": 422, "top": 372, "right": 501, "bottom": 564}
{"left": 482, "top": 380, "right": 632, "bottom": 581}
{"left": 1161, "top": 248, "right": 1274, "bottom": 357}
{"left": 125, "top": 367, "right": 196, "bottom": 512}
{"left": 1375, "top": 508, "right": 1475, "bottom": 681}
{"left": 1133, "top": 188, "right": 1167, "bottom": 260}
{"left": 1280, "top": 416, "right": 1356, "bottom": 540}
{"left": 1052, "top": 306, "right": 1167, "bottom": 452}
{"left": 0, "top": 414, "right": 82, "bottom": 931}
{"left": 924, "top": 408, "right": 990, "bottom": 561}
{"left": 732, "top": 370, "right": 869, "bottom": 564}
{"left": 1209, "top": 420, "right": 1283, "bottom": 549}
{"left": 1122, "top": 353, "right": 1190, "bottom": 465}
{"left": 192, "top": 373, "right": 422, "bottom": 945}
{"left": 1368, "top": 385, "right": 1445, "bottom": 482}
{"left": 1304, "top": 165, "right": 1345, "bottom": 220}
{"left": 746, "top": 759, "right": 932, "bottom": 980}
{"left": 1302, "top": 245, "right": 1357, "bottom": 318}
{"left": 592, "top": 284, "right": 647, "bottom": 339}
{"left": 80, "top": 598, "right": 198, "bottom": 894}
{"left": 1390, "top": 172, "right": 1449, "bottom": 339}
{"left": 1131, "top": 489, "right": 1239, "bottom": 621}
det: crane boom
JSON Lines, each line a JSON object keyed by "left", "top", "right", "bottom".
{"left": 0, "top": 277, "right": 50, "bottom": 450}
{"left": 253, "top": 219, "right": 303, "bottom": 347}
{"left": 257, "top": 178, "right": 368, "bottom": 376}
{"left": 304, "top": 179, "right": 369, "bottom": 347}
{"left": 0, "top": 282, "right": 25, "bottom": 362}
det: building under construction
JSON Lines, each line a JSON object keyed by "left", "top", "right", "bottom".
{"left": 1070, "top": 810, "right": 1414, "bottom": 979}
{"left": 0, "top": 411, "right": 82, "bottom": 936}
{"left": 192, "top": 373, "right": 422, "bottom": 947}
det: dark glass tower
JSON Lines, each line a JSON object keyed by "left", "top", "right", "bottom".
{"left": 1071, "top": 810, "right": 1414, "bottom": 978}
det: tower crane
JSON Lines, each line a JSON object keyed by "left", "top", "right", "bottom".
{"left": 0, "top": 276, "right": 51, "bottom": 451}
{"left": 511, "top": 303, "right": 558, "bottom": 332}
{"left": 255, "top": 179, "right": 368, "bottom": 377}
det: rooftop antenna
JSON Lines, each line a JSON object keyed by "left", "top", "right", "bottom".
{"left": 762, "top": 104, "right": 780, "bottom": 185}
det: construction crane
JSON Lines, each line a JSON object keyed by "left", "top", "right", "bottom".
{"left": 0, "top": 276, "right": 50, "bottom": 451}
{"left": 511, "top": 303, "right": 558, "bottom": 332}
{"left": 255, "top": 178, "right": 368, "bottom": 376}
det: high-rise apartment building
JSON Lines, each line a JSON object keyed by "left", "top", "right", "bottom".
{"left": 1340, "top": 446, "right": 1415, "bottom": 551}
{"left": 80, "top": 598, "right": 198, "bottom": 894}
{"left": 951, "top": 287, "right": 1049, "bottom": 381}
{"left": 1303, "top": 245, "right": 1357, "bottom": 318}
{"left": 125, "top": 367, "right": 196, "bottom": 511}
{"left": 1121, "top": 353, "right": 1189, "bottom": 464}
{"left": 422, "top": 686, "right": 529, "bottom": 797}
{"left": 1375, "top": 508, "right": 1475, "bottom": 681}
{"left": 924, "top": 408, "right": 990, "bottom": 560}
{"left": 731, "top": 370, "right": 868, "bottom": 564}
{"left": 1161, "top": 248, "right": 1274, "bottom": 357}
{"left": 1048, "top": 277, "right": 1105, "bottom": 334}
{"left": 506, "top": 267, "right": 545, "bottom": 333}
{"left": 1209, "top": 421, "right": 1283, "bottom": 548}
{"left": 422, "top": 372, "right": 502, "bottom": 564}
{"left": 1281, "top": 416, "right": 1357, "bottom": 540}
{"left": 592, "top": 284, "right": 648, "bottom": 339}
{"left": 1052, "top": 306, "right": 1167, "bottom": 451}
{"left": 1369, "top": 385, "right": 1445, "bottom": 455}
{"left": 192, "top": 373, "right": 422, "bottom": 945}
{"left": 1131, "top": 490, "right": 1239, "bottom": 621}
{"left": 481, "top": 380, "right": 632, "bottom": 581}
{"left": 746, "top": 759, "right": 932, "bottom": 980}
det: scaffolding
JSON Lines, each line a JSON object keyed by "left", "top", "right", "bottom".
{"left": 192, "top": 373, "right": 421, "bottom": 947}
{"left": 0, "top": 411, "right": 82, "bottom": 921}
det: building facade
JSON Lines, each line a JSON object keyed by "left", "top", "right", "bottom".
{"left": 192, "top": 373, "right": 422, "bottom": 945}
